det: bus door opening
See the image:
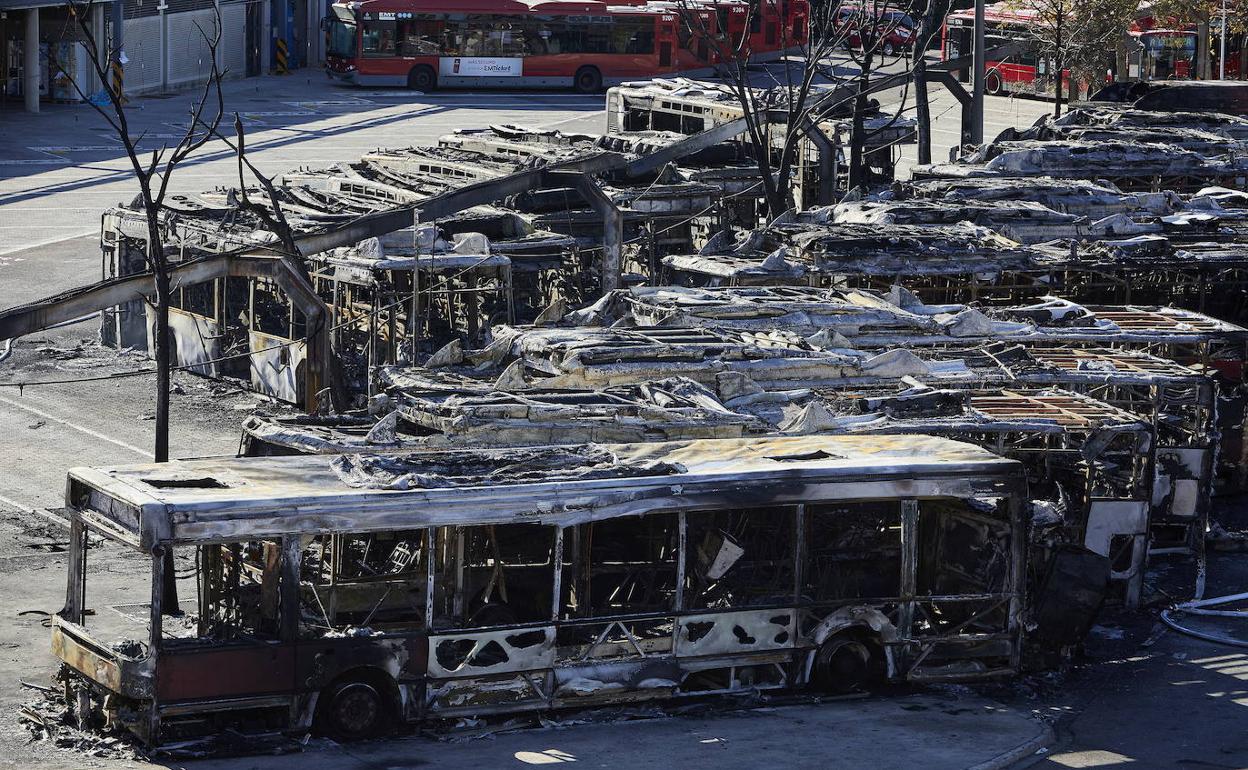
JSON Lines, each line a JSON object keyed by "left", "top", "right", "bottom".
{"left": 659, "top": 18, "right": 676, "bottom": 68}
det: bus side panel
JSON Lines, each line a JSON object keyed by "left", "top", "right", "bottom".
{"left": 993, "top": 60, "right": 1034, "bottom": 85}
{"left": 675, "top": 608, "right": 797, "bottom": 657}
{"left": 156, "top": 644, "right": 295, "bottom": 702}
{"left": 349, "top": 54, "right": 439, "bottom": 87}
{"left": 422, "top": 626, "right": 555, "bottom": 716}
{"left": 520, "top": 53, "right": 665, "bottom": 80}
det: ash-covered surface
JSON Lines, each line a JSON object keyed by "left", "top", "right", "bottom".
{"left": 19, "top": 682, "right": 144, "bottom": 762}
{"left": 19, "top": 678, "right": 320, "bottom": 761}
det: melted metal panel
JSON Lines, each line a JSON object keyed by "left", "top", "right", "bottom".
{"left": 675, "top": 608, "right": 797, "bottom": 657}
{"left": 426, "top": 626, "right": 556, "bottom": 679}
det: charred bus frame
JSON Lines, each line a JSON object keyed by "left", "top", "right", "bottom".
{"left": 55, "top": 435, "right": 1026, "bottom": 746}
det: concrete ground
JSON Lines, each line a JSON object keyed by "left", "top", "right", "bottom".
{"left": 1008, "top": 531, "right": 1248, "bottom": 770}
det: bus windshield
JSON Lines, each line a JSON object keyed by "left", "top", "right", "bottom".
{"left": 1142, "top": 32, "right": 1195, "bottom": 79}
{"left": 326, "top": 15, "right": 357, "bottom": 58}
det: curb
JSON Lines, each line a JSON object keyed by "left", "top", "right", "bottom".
{"left": 967, "top": 723, "right": 1056, "bottom": 770}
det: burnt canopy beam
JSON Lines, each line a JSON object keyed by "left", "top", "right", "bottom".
{"left": 545, "top": 170, "right": 624, "bottom": 293}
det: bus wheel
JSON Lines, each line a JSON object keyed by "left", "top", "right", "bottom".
{"left": 811, "top": 633, "right": 879, "bottom": 694}
{"left": 986, "top": 71, "right": 1003, "bottom": 96}
{"left": 408, "top": 65, "right": 437, "bottom": 92}
{"left": 574, "top": 66, "right": 603, "bottom": 94}
{"left": 317, "top": 677, "right": 392, "bottom": 740}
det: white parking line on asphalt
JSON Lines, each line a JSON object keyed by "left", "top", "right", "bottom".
{"left": 0, "top": 492, "right": 68, "bottom": 527}
{"left": 242, "top": 111, "right": 317, "bottom": 117}
{"left": 0, "top": 492, "right": 39, "bottom": 513}
{"left": 28, "top": 146, "right": 122, "bottom": 153}
{"left": 534, "top": 111, "right": 606, "bottom": 128}
{"left": 0, "top": 159, "right": 70, "bottom": 166}
{"left": 0, "top": 232, "right": 96, "bottom": 257}
{"left": 0, "top": 394, "right": 150, "bottom": 458}
{"left": 0, "top": 231, "right": 97, "bottom": 259}
{"left": 284, "top": 100, "right": 376, "bottom": 109}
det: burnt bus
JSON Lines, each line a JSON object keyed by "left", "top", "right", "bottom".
{"left": 53, "top": 434, "right": 1026, "bottom": 745}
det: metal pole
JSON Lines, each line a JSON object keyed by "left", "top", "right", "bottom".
{"left": 110, "top": 0, "right": 124, "bottom": 99}
{"left": 23, "top": 8, "right": 38, "bottom": 113}
{"left": 158, "top": 0, "right": 168, "bottom": 91}
{"left": 970, "top": 0, "right": 985, "bottom": 144}
{"left": 260, "top": 0, "right": 272, "bottom": 74}
{"left": 1220, "top": 0, "right": 1228, "bottom": 80}
{"left": 92, "top": 5, "right": 107, "bottom": 94}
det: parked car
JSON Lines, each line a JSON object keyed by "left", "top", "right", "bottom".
{"left": 838, "top": 7, "right": 917, "bottom": 56}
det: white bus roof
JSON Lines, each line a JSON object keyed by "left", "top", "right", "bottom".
{"left": 66, "top": 434, "right": 1023, "bottom": 548}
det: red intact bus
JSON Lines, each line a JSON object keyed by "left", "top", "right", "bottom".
{"left": 736, "top": 0, "right": 807, "bottom": 59}
{"left": 1127, "top": 16, "right": 1241, "bottom": 81}
{"left": 324, "top": 0, "right": 807, "bottom": 92}
{"left": 942, "top": 6, "right": 1078, "bottom": 98}
{"left": 942, "top": 5, "right": 1241, "bottom": 100}
{"left": 325, "top": 0, "right": 686, "bottom": 91}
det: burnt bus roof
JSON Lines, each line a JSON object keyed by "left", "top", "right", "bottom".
{"left": 66, "top": 434, "right": 1023, "bottom": 549}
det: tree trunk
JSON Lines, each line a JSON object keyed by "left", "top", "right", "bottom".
{"left": 915, "top": 55, "right": 932, "bottom": 165}
{"left": 1053, "top": 17, "right": 1064, "bottom": 118}
{"left": 849, "top": 93, "right": 866, "bottom": 190}
{"left": 146, "top": 214, "right": 179, "bottom": 615}
{"left": 1053, "top": 67, "right": 1063, "bottom": 117}
{"left": 154, "top": 270, "right": 170, "bottom": 465}
{"left": 754, "top": 123, "right": 786, "bottom": 219}
{"left": 848, "top": 70, "right": 870, "bottom": 190}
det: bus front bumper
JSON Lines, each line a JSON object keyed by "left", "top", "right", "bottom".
{"left": 52, "top": 615, "right": 154, "bottom": 700}
{"left": 52, "top": 616, "right": 158, "bottom": 742}
{"left": 326, "top": 67, "right": 357, "bottom": 84}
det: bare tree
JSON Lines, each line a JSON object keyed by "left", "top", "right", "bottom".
{"left": 676, "top": 0, "right": 923, "bottom": 209}
{"left": 841, "top": 0, "right": 919, "bottom": 188}
{"left": 1006, "top": 0, "right": 1136, "bottom": 116}
{"left": 674, "top": 0, "right": 851, "bottom": 216}
{"left": 55, "top": 0, "right": 227, "bottom": 465}
{"left": 52, "top": 0, "right": 228, "bottom": 615}
{"left": 911, "top": 0, "right": 953, "bottom": 165}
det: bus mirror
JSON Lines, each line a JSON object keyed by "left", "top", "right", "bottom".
{"left": 698, "top": 529, "right": 744, "bottom": 580}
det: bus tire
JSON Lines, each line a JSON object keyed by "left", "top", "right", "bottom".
{"left": 986, "top": 70, "right": 1003, "bottom": 96}
{"left": 573, "top": 66, "right": 603, "bottom": 94}
{"left": 811, "top": 632, "right": 880, "bottom": 694}
{"left": 316, "top": 673, "right": 395, "bottom": 741}
{"left": 408, "top": 65, "right": 437, "bottom": 92}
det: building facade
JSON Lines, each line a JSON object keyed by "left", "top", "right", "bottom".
{"left": 1, "top": 0, "right": 323, "bottom": 112}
